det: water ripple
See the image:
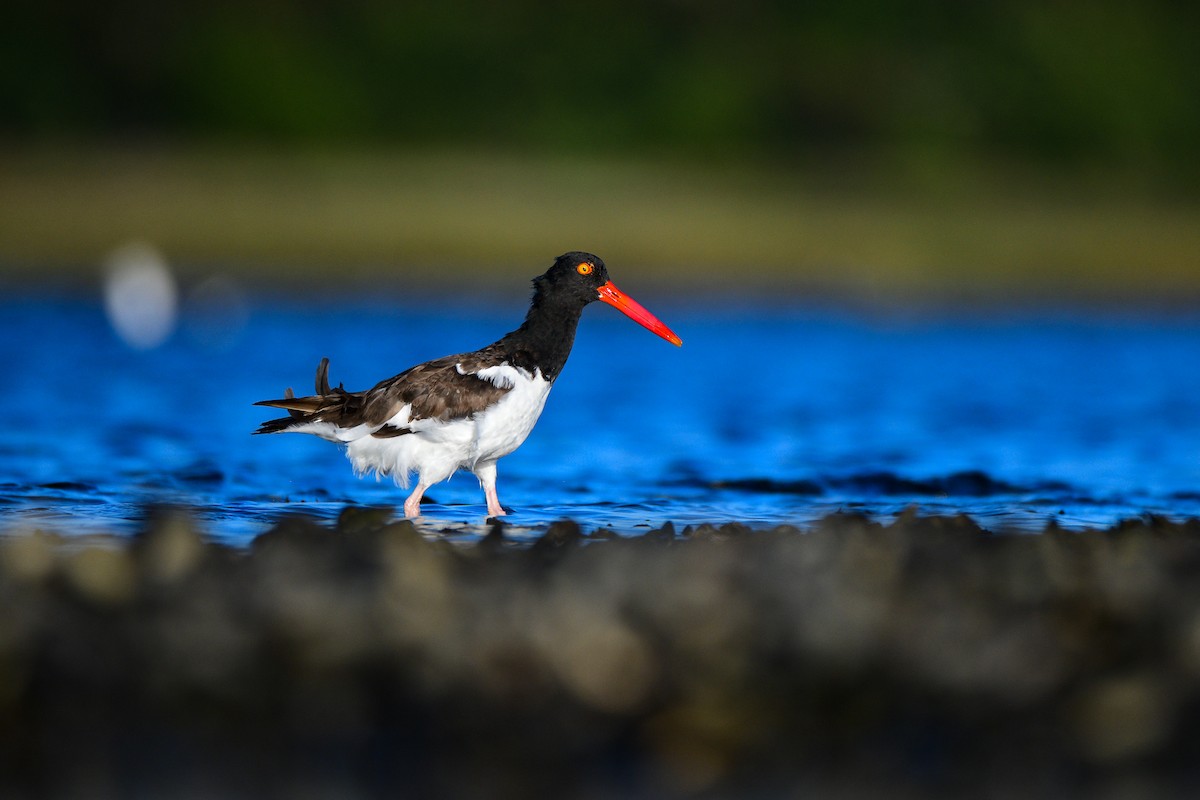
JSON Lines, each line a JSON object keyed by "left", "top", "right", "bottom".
{"left": 3, "top": 296, "right": 1199, "bottom": 542}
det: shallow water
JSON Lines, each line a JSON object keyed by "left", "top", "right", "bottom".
{"left": 3, "top": 289, "right": 1199, "bottom": 544}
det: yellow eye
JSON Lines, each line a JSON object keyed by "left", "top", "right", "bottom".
{"left": 576, "top": 262, "right": 593, "bottom": 275}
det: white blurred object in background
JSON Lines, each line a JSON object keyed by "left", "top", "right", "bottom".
{"left": 103, "top": 242, "right": 178, "bottom": 349}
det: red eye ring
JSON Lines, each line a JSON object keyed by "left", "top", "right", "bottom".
{"left": 576, "top": 262, "right": 593, "bottom": 275}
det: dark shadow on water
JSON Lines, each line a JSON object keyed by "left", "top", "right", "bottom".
{"left": 695, "top": 469, "right": 1075, "bottom": 498}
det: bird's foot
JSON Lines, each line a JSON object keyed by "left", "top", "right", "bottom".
{"left": 403, "top": 487, "right": 427, "bottom": 518}
{"left": 483, "top": 484, "right": 505, "bottom": 518}
{"left": 403, "top": 501, "right": 421, "bottom": 518}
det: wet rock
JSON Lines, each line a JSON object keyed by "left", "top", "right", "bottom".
{"left": 587, "top": 526, "right": 619, "bottom": 541}
{"left": 61, "top": 545, "right": 137, "bottom": 606}
{"left": 533, "top": 519, "right": 584, "bottom": 552}
{"left": 684, "top": 522, "right": 722, "bottom": 540}
{"left": 2, "top": 511, "right": 1200, "bottom": 798}
{"left": 716, "top": 521, "right": 751, "bottom": 538}
{"left": 335, "top": 503, "right": 395, "bottom": 536}
{"left": 376, "top": 518, "right": 425, "bottom": 549}
{"left": 1069, "top": 672, "right": 1174, "bottom": 763}
{"left": 477, "top": 518, "right": 508, "bottom": 553}
{"left": 644, "top": 521, "right": 676, "bottom": 542}
{"left": 0, "top": 530, "right": 59, "bottom": 583}
{"left": 133, "top": 512, "right": 207, "bottom": 585}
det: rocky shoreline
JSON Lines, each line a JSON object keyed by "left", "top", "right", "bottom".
{"left": 4, "top": 508, "right": 1200, "bottom": 798}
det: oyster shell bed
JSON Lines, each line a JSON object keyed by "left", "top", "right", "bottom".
{"left": 4, "top": 509, "right": 1200, "bottom": 799}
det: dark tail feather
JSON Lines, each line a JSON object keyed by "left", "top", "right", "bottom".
{"left": 253, "top": 395, "right": 322, "bottom": 434}
{"left": 254, "top": 415, "right": 305, "bottom": 435}
{"left": 315, "top": 357, "right": 346, "bottom": 395}
{"left": 283, "top": 387, "right": 306, "bottom": 419}
{"left": 316, "top": 358, "right": 330, "bottom": 395}
{"left": 254, "top": 357, "right": 341, "bottom": 435}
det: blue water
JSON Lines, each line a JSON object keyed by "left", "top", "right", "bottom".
{"left": 3, "top": 290, "right": 1199, "bottom": 544}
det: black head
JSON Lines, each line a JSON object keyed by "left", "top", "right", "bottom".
{"left": 529, "top": 250, "right": 682, "bottom": 346}
{"left": 533, "top": 251, "right": 610, "bottom": 307}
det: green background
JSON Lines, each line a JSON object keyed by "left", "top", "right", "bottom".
{"left": 3, "top": 1, "right": 1197, "bottom": 299}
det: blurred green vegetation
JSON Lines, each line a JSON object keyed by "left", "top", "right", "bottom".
{"left": 1, "top": 1, "right": 1197, "bottom": 297}
{"left": 5, "top": 0, "right": 1198, "bottom": 174}
{"left": 3, "top": 145, "right": 1197, "bottom": 299}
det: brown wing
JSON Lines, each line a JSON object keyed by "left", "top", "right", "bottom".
{"left": 359, "top": 351, "right": 514, "bottom": 427}
{"left": 254, "top": 351, "right": 514, "bottom": 436}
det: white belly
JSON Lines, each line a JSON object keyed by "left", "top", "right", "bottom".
{"left": 342, "top": 368, "right": 552, "bottom": 488}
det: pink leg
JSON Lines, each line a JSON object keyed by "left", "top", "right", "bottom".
{"left": 483, "top": 483, "right": 505, "bottom": 517}
{"left": 474, "top": 462, "right": 506, "bottom": 517}
{"left": 403, "top": 483, "right": 428, "bottom": 518}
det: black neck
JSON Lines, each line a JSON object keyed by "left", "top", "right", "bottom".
{"left": 496, "top": 282, "right": 587, "bottom": 381}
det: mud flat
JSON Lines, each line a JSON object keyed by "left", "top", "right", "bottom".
{"left": 3, "top": 508, "right": 1200, "bottom": 798}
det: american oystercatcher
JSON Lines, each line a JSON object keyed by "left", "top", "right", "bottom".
{"left": 254, "top": 252, "right": 681, "bottom": 518}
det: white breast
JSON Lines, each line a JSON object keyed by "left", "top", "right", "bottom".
{"left": 470, "top": 366, "right": 553, "bottom": 466}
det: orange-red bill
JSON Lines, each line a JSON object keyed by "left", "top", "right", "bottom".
{"left": 596, "top": 281, "right": 682, "bottom": 346}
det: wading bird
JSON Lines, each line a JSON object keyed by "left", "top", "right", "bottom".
{"left": 254, "top": 252, "right": 681, "bottom": 517}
